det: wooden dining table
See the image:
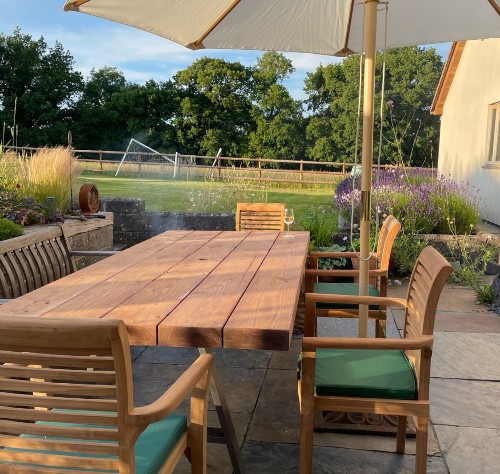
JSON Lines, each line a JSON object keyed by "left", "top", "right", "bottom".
{"left": 0, "top": 229, "right": 309, "bottom": 473}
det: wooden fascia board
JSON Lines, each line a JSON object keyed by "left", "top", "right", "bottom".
{"left": 431, "top": 41, "right": 466, "bottom": 116}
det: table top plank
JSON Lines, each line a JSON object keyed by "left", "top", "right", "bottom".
{"left": 0, "top": 230, "right": 194, "bottom": 318}
{"left": 158, "top": 231, "right": 279, "bottom": 348}
{"left": 34, "top": 232, "right": 222, "bottom": 345}
{"left": 223, "top": 232, "right": 309, "bottom": 350}
{"left": 103, "top": 231, "right": 249, "bottom": 345}
{"left": 0, "top": 230, "right": 309, "bottom": 351}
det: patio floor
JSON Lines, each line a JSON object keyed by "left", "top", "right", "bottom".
{"left": 131, "top": 282, "right": 500, "bottom": 473}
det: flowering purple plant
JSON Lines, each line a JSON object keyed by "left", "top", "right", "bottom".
{"left": 334, "top": 168, "right": 480, "bottom": 234}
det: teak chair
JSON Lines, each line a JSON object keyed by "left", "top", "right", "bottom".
{"left": 299, "top": 246, "right": 453, "bottom": 474}
{"left": 0, "top": 317, "right": 213, "bottom": 473}
{"left": 235, "top": 202, "right": 285, "bottom": 231}
{"left": 305, "top": 215, "right": 401, "bottom": 337}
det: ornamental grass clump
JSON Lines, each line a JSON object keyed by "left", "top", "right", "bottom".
{"left": 17, "top": 147, "right": 79, "bottom": 214}
{"left": 334, "top": 168, "right": 480, "bottom": 235}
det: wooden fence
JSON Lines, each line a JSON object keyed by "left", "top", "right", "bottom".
{"left": 5, "top": 146, "right": 397, "bottom": 186}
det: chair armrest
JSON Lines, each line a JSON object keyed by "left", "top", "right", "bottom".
{"left": 305, "top": 292, "right": 406, "bottom": 308}
{"left": 309, "top": 251, "right": 378, "bottom": 259}
{"left": 302, "top": 335, "right": 433, "bottom": 351}
{"left": 70, "top": 250, "right": 119, "bottom": 256}
{"left": 305, "top": 268, "right": 387, "bottom": 278}
{"left": 309, "top": 251, "right": 360, "bottom": 259}
{"left": 129, "top": 353, "right": 213, "bottom": 425}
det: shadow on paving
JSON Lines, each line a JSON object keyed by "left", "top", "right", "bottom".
{"left": 130, "top": 282, "right": 500, "bottom": 473}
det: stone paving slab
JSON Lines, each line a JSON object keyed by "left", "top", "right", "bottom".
{"left": 434, "top": 425, "right": 500, "bottom": 474}
{"left": 316, "top": 314, "right": 400, "bottom": 339}
{"left": 247, "top": 368, "right": 300, "bottom": 444}
{"left": 389, "top": 283, "right": 486, "bottom": 313}
{"left": 430, "top": 378, "right": 500, "bottom": 429}
{"left": 391, "top": 308, "right": 500, "bottom": 333}
{"left": 242, "top": 442, "right": 448, "bottom": 474}
{"left": 175, "top": 442, "right": 234, "bottom": 474}
{"left": 133, "top": 345, "right": 272, "bottom": 368}
{"left": 432, "top": 332, "right": 500, "bottom": 380}
{"left": 313, "top": 425, "right": 440, "bottom": 456}
{"left": 132, "top": 362, "right": 191, "bottom": 406}
{"left": 132, "top": 361, "right": 266, "bottom": 413}
{"left": 268, "top": 336, "right": 301, "bottom": 370}
{"left": 134, "top": 346, "right": 198, "bottom": 364}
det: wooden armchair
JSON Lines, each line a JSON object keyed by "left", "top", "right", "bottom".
{"left": 305, "top": 215, "right": 401, "bottom": 337}
{"left": 0, "top": 317, "right": 213, "bottom": 473}
{"left": 299, "top": 246, "right": 453, "bottom": 474}
{"left": 235, "top": 202, "right": 285, "bottom": 231}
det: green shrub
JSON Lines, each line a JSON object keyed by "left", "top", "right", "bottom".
{"left": 392, "top": 234, "right": 429, "bottom": 276}
{"left": 313, "top": 244, "right": 348, "bottom": 269}
{"left": 300, "top": 206, "right": 337, "bottom": 248}
{"left": 0, "top": 151, "right": 23, "bottom": 191}
{"left": 0, "top": 217, "right": 23, "bottom": 241}
{"left": 433, "top": 195, "right": 480, "bottom": 234}
{"left": 0, "top": 191, "right": 49, "bottom": 225}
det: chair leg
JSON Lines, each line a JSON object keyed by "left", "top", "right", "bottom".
{"left": 396, "top": 416, "right": 407, "bottom": 453}
{"left": 415, "top": 416, "right": 429, "bottom": 474}
{"left": 299, "top": 410, "right": 315, "bottom": 474}
{"left": 298, "top": 382, "right": 314, "bottom": 474}
{"left": 375, "top": 318, "right": 386, "bottom": 338}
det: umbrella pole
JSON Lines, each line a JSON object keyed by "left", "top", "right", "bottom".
{"left": 358, "top": 0, "right": 378, "bottom": 338}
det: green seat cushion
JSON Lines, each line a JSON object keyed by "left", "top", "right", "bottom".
{"left": 7, "top": 411, "right": 187, "bottom": 473}
{"left": 313, "top": 282, "right": 380, "bottom": 310}
{"left": 135, "top": 413, "right": 187, "bottom": 474}
{"left": 300, "top": 349, "right": 417, "bottom": 399}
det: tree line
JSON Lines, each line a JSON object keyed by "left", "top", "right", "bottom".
{"left": 0, "top": 29, "right": 443, "bottom": 166}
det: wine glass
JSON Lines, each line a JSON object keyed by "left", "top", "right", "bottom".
{"left": 284, "top": 208, "right": 294, "bottom": 238}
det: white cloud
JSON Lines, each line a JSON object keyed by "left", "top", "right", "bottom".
{"left": 284, "top": 52, "right": 343, "bottom": 71}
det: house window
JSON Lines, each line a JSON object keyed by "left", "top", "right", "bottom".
{"left": 486, "top": 102, "right": 500, "bottom": 162}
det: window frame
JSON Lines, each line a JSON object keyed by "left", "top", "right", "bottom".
{"left": 486, "top": 102, "right": 500, "bottom": 165}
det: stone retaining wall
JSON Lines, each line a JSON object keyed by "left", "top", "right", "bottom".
{"left": 100, "top": 197, "right": 235, "bottom": 246}
{"left": 9, "top": 213, "right": 114, "bottom": 270}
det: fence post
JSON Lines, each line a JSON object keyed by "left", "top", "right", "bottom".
{"left": 342, "top": 163, "right": 346, "bottom": 174}
{"left": 300, "top": 160, "right": 304, "bottom": 188}
{"left": 99, "top": 151, "right": 103, "bottom": 171}
{"left": 258, "top": 159, "right": 262, "bottom": 182}
{"left": 218, "top": 156, "right": 221, "bottom": 179}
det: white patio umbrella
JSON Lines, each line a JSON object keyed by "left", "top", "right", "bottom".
{"left": 64, "top": 0, "right": 500, "bottom": 337}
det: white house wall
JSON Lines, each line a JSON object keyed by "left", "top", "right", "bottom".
{"left": 437, "top": 39, "right": 500, "bottom": 226}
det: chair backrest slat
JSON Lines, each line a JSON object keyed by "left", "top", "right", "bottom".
{"left": 403, "top": 247, "right": 453, "bottom": 394}
{"left": 236, "top": 202, "right": 286, "bottom": 231}
{"left": 375, "top": 214, "right": 401, "bottom": 270}
{"left": 0, "top": 226, "right": 77, "bottom": 299}
{"left": 0, "top": 317, "right": 132, "bottom": 472}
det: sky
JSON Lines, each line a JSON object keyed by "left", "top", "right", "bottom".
{"left": 1, "top": 1, "right": 452, "bottom": 102}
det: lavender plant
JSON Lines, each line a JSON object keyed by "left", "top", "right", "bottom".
{"left": 334, "top": 168, "right": 480, "bottom": 235}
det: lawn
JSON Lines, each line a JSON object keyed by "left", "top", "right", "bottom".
{"left": 77, "top": 171, "right": 336, "bottom": 226}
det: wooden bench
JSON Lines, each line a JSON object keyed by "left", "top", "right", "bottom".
{"left": 0, "top": 224, "right": 116, "bottom": 301}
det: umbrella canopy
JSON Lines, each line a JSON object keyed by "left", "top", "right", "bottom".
{"left": 64, "top": 0, "right": 500, "bottom": 56}
{"left": 64, "top": 0, "right": 500, "bottom": 336}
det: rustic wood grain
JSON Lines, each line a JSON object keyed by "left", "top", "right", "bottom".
{"left": 159, "top": 231, "right": 279, "bottom": 347}
{"left": 224, "top": 231, "right": 309, "bottom": 350}
{"left": 0, "top": 230, "right": 193, "bottom": 317}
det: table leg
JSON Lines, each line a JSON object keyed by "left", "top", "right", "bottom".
{"left": 199, "top": 348, "right": 245, "bottom": 474}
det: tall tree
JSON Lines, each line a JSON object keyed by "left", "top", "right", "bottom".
{"left": 73, "top": 67, "right": 128, "bottom": 150}
{"left": 304, "top": 47, "right": 443, "bottom": 166}
{"left": 0, "top": 29, "right": 82, "bottom": 147}
{"left": 248, "top": 84, "right": 305, "bottom": 163}
{"left": 107, "top": 80, "right": 178, "bottom": 152}
{"left": 173, "top": 57, "right": 254, "bottom": 156}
